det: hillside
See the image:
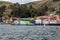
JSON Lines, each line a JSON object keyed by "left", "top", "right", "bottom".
{"left": 0, "top": 1, "right": 12, "bottom": 7}
{"left": 24, "top": 0, "right": 60, "bottom": 10}
{"left": 22, "top": 0, "right": 60, "bottom": 16}
{"left": 0, "top": 0, "right": 60, "bottom": 18}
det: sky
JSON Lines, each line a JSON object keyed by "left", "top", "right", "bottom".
{"left": 0, "top": 0, "right": 42, "bottom": 4}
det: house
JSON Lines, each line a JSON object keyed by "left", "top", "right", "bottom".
{"left": 35, "top": 15, "right": 60, "bottom": 24}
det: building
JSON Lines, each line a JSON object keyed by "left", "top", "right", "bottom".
{"left": 36, "top": 15, "right": 60, "bottom": 24}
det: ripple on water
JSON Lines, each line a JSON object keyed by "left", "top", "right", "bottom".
{"left": 0, "top": 25, "right": 60, "bottom": 40}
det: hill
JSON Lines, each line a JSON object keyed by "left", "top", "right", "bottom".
{"left": 0, "top": 1, "right": 12, "bottom": 7}
{"left": 0, "top": 0, "right": 60, "bottom": 18}
{"left": 24, "top": 0, "right": 60, "bottom": 10}
{"left": 22, "top": 0, "right": 60, "bottom": 16}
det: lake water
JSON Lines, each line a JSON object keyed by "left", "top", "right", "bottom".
{"left": 0, "top": 24, "right": 60, "bottom": 40}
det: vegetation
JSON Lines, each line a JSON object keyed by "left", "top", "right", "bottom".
{"left": 0, "top": 0, "right": 60, "bottom": 18}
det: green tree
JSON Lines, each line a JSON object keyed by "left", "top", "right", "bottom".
{"left": 0, "top": 5, "right": 6, "bottom": 17}
{"left": 10, "top": 3, "right": 21, "bottom": 17}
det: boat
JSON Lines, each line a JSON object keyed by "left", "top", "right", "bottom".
{"left": 11, "top": 19, "right": 60, "bottom": 26}
{"left": 35, "top": 20, "right": 60, "bottom": 26}
{"left": 11, "top": 15, "right": 60, "bottom": 26}
{"left": 46, "top": 23, "right": 60, "bottom": 26}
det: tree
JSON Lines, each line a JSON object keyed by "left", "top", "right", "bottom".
{"left": 10, "top": 3, "right": 21, "bottom": 17}
{"left": 0, "top": 5, "right": 6, "bottom": 17}
{"left": 28, "top": 5, "right": 37, "bottom": 18}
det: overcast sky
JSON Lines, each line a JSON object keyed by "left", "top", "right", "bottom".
{"left": 0, "top": 0, "right": 42, "bottom": 4}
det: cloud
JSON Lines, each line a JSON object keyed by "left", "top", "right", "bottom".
{"left": 17, "top": 0, "right": 40, "bottom": 4}
{"left": 19, "top": 0, "right": 37, "bottom": 4}
{"left": 0, "top": 0, "right": 41, "bottom": 4}
{"left": 1, "top": 0, "right": 8, "bottom": 1}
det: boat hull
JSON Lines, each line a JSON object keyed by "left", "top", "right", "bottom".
{"left": 34, "top": 23, "right": 60, "bottom": 26}
{"left": 46, "top": 24, "right": 60, "bottom": 26}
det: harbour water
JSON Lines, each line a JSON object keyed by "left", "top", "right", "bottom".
{"left": 0, "top": 24, "right": 60, "bottom": 40}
